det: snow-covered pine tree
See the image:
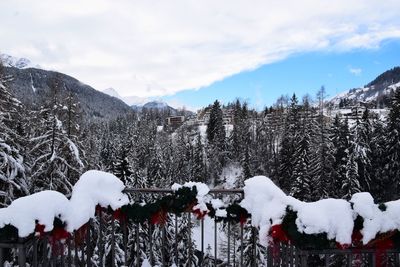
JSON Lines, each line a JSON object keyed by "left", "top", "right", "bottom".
{"left": 0, "top": 61, "right": 29, "bottom": 206}
{"left": 352, "top": 109, "right": 372, "bottom": 192}
{"left": 207, "top": 100, "right": 226, "bottom": 185}
{"left": 383, "top": 88, "right": 400, "bottom": 199}
{"left": 29, "top": 75, "right": 84, "bottom": 194}
{"left": 309, "top": 87, "right": 335, "bottom": 199}
{"left": 290, "top": 97, "right": 313, "bottom": 200}
{"left": 330, "top": 115, "right": 350, "bottom": 198}
{"left": 342, "top": 143, "right": 362, "bottom": 200}
{"left": 369, "top": 118, "right": 387, "bottom": 201}
{"left": 192, "top": 132, "right": 207, "bottom": 183}
{"left": 277, "top": 94, "right": 301, "bottom": 193}
{"left": 113, "top": 144, "right": 134, "bottom": 186}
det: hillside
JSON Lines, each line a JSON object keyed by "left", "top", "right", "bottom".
{"left": 3, "top": 66, "right": 133, "bottom": 120}
{"left": 329, "top": 67, "right": 400, "bottom": 108}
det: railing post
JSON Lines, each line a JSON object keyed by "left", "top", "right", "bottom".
{"left": 251, "top": 227, "right": 257, "bottom": 267}
{"left": 86, "top": 219, "right": 92, "bottom": 267}
{"left": 0, "top": 247, "right": 3, "bottom": 267}
{"left": 18, "top": 243, "right": 26, "bottom": 267}
{"left": 43, "top": 235, "right": 49, "bottom": 267}
{"left": 122, "top": 219, "right": 128, "bottom": 267}
{"left": 300, "top": 250, "right": 307, "bottom": 267}
{"left": 175, "top": 214, "right": 178, "bottom": 265}
{"left": 162, "top": 224, "right": 166, "bottom": 267}
{"left": 111, "top": 217, "right": 115, "bottom": 267}
{"left": 214, "top": 219, "right": 218, "bottom": 267}
{"left": 136, "top": 223, "right": 140, "bottom": 267}
{"left": 227, "top": 221, "right": 231, "bottom": 266}
{"left": 201, "top": 218, "right": 204, "bottom": 266}
{"left": 74, "top": 231, "right": 78, "bottom": 266}
{"left": 99, "top": 209, "right": 104, "bottom": 267}
{"left": 149, "top": 222, "right": 154, "bottom": 266}
{"left": 188, "top": 212, "right": 192, "bottom": 267}
{"left": 267, "top": 243, "right": 273, "bottom": 267}
{"left": 240, "top": 224, "right": 244, "bottom": 267}
{"left": 67, "top": 236, "right": 71, "bottom": 267}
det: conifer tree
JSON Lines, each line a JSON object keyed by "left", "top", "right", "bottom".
{"left": 330, "top": 115, "right": 350, "bottom": 198}
{"left": 278, "top": 94, "right": 301, "bottom": 192}
{"left": 383, "top": 88, "right": 400, "bottom": 199}
{"left": 0, "top": 62, "right": 29, "bottom": 205}
{"left": 352, "top": 109, "right": 372, "bottom": 192}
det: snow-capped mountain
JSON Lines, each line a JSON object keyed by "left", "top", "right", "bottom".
{"left": 0, "top": 53, "right": 41, "bottom": 69}
{"left": 329, "top": 67, "right": 400, "bottom": 108}
{"left": 143, "top": 101, "right": 169, "bottom": 109}
{"left": 101, "top": 88, "right": 150, "bottom": 106}
{"left": 102, "top": 87, "right": 122, "bottom": 99}
{"left": 131, "top": 101, "right": 175, "bottom": 113}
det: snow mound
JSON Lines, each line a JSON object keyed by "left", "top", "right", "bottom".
{"left": 0, "top": 170, "right": 129, "bottom": 237}
{"left": 292, "top": 198, "right": 353, "bottom": 244}
{"left": 350, "top": 192, "right": 400, "bottom": 244}
{"left": 0, "top": 191, "right": 69, "bottom": 237}
{"left": 66, "top": 170, "right": 129, "bottom": 231}
{"left": 240, "top": 176, "right": 354, "bottom": 245}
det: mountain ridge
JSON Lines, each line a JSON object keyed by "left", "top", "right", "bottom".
{"left": 2, "top": 66, "right": 133, "bottom": 120}
{"left": 329, "top": 66, "right": 400, "bottom": 108}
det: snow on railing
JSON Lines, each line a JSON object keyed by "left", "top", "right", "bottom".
{"left": 1, "top": 173, "right": 400, "bottom": 266}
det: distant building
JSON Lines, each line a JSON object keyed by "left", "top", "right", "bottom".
{"left": 165, "top": 116, "right": 185, "bottom": 129}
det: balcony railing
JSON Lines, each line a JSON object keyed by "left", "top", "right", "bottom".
{"left": 1, "top": 188, "right": 400, "bottom": 267}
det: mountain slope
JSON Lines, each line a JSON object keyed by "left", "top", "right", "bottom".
{"left": 3, "top": 66, "right": 133, "bottom": 119}
{"left": 131, "top": 101, "right": 177, "bottom": 113}
{"left": 329, "top": 67, "right": 400, "bottom": 108}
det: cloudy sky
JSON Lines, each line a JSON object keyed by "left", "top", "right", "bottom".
{"left": 1, "top": 0, "right": 400, "bottom": 109}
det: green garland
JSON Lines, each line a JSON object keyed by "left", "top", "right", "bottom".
{"left": 120, "top": 186, "right": 250, "bottom": 225}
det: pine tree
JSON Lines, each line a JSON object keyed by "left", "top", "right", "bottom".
{"left": 0, "top": 62, "right": 29, "bottom": 206}
{"left": 352, "top": 109, "right": 372, "bottom": 192}
{"left": 206, "top": 100, "right": 226, "bottom": 185}
{"left": 207, "top": 100, "right": 225, "bottom": 147}
{"left": 192, "top": 133, "right": 206, "bottom": 183}
{"left": 309, "top": 87, "right": 335, "bottom": 199}
{"left": 113, "top": 145, "right": 134, "bottom": 186}
{"left": 290, "top": 96, "right": 314, "bottom": 200}
{"left": 277, "top": 94, "right": 301, "bottom": 193}
{"left": 330, "top": 115, "right": 350, "bottom": 198}
{"left": 383, "top": 88, "right": 400, "bottom": 200}
{"left": 29, "top": 75, "right": 84, "bottom": 194}
{"left": 342, "top": 144, "right": 362, "bottom": 199}
{"left": 369, "top": 118, "right": 387, "bottom": 201}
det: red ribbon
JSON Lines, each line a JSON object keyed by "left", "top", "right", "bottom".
{"left": 270, "top": 224, "right": 290, "bottom": 243}
{"left": 239, "top": 214, "right": 248, "bottom": 226}
{"left": 34, "top": 223, "right": 70, "bottom": 255}
{"left": 151, "top": 209, "right": 168, "bottom": 225}
{"left": 112, "top": 208, "right": 127, "bottom": 222}
{"left": 192, "top": 208, "right": 208, "bottom": 220}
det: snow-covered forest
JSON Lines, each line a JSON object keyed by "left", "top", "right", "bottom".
{"left": 2, "top": 59, "right": 400, "bottom": 207}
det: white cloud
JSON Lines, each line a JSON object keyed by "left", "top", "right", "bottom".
{"left": 1, "top": 0, "right": 400, "bottom": 97}
{"left": 349, "top": 67, "right": 363, "bottom": 76}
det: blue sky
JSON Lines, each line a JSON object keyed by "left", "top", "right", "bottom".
{"left": 165, "top": 39, "right": 400, "bottom": 110}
